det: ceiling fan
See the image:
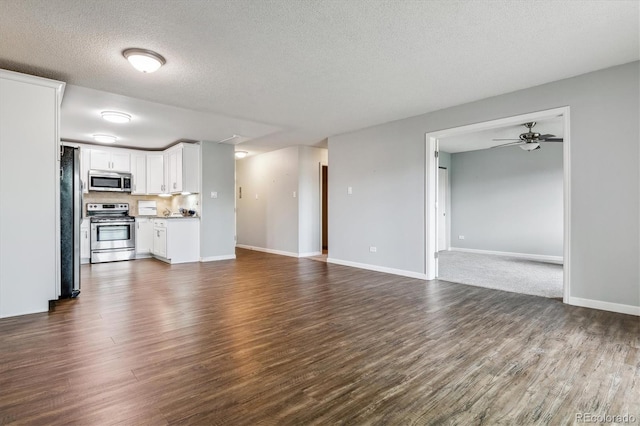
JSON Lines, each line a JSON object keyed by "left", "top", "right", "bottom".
{"left": 491, "top": 122, "right": 563, "bottom": 151}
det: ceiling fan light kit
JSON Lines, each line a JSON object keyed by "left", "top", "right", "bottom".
{"left": 491, "top": 122, "right": 563, "bottom": 151}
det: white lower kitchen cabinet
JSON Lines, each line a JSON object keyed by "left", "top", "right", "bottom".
{"left": 152, "top": 218, "right": 199, "bottom": 264}
{"left": 80, "top": 219, "right": 90, "bottom": 264}
{"left": 135, "top": 218, "right": 154, "bottom": 257}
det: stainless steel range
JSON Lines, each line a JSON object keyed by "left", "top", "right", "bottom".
{"left": 88, "top": 203, "right": 136, "bottom": 263}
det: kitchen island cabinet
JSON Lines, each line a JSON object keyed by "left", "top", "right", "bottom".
{"left": 152, "top": 218, "right": 199, "bottom": 263}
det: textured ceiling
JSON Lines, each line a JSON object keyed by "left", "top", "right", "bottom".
{"left": 0, "top": 0, "right": 637, "bottom": 153}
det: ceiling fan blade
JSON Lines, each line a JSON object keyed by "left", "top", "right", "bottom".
{"left": 491, "top": 141, "right": 525, "bottom": 148}
{"left": 540, "top": 138, "right": 564, "bottom": 142}
{"left": 538, "top": 134, "right": 556, "bottom": 139}
{"left": 491, "top": 138, "right": 520, "bottom": 141}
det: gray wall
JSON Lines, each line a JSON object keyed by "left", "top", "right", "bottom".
{"left": 328, "top": 61, "right": 639, "bottom": 307}
{"left": 200, "top": 142, "right": 236, "bottom": 259}
{"left": 236, "top": 146, "right": 300, "bottom": 254}
{"left": 450, "top": 144, "right": 563, "bottom": 256}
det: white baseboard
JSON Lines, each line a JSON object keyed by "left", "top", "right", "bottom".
{"left": 236, "top": 244, "right": 299, "bottom": 258}
{"left": 450, "top": 247, "right": 563, "bottom": 264}
{"left": 568, "top": 297, "right": 640, "bottom": 316}
{"left": 200, "top": 255, "right": 236, "bottom": 262}
{"left": 327, "top": 258, "right": 427, "bottom": 280}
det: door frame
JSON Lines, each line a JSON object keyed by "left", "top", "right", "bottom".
{"left": 437, "top": 166, "right": 449, "bottom": 253}
{"left": 425, "top": 106, "right": 571, "bottom": 303}
{"left": 319, "top": 162, "right": 328, "bottom": 253}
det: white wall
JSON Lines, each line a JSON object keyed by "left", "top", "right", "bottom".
{"left": 200, "top": 142, "right": 236, "bottom": 260}
{"left": 236, "top": 146, "right": 300, "bottom": 255}
{"left": 450, "top": 144, "right": 563, "bottom": 256}
{"left": 328, "top": 61, "right": 639, "bottom": 310}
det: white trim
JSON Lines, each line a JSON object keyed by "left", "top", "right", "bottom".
{"left": 568, "top": 297, "right": 640, "bottom": 317}
{"left": 426, "top": 106, "right": 571, "bottom": 303}
{"left": 200, "top": 254, "right": 236, "bottom": 262}
{"left": 327, "top": 258, "right": 427, "bottom": 280}
{"left": 561, "top": 109, "right": 571, "bottom": 304}
{"left": 236, "top": 244, "right": 299, "bottom": 258}
{"left": 449, "top": 247, "right": 563, "bottom": 264}
{"left": 299, "top": 251, "right": 322, "bottom": 258}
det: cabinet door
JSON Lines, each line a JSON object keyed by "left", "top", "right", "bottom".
{"left": 146, "top": 153, "right": 164, "bottom": 194}
{"left": 131, "top": 154, "right": 147, "bottom": 194}
{"left": 136, "top": 219, "right": 154, "bottom": 254}
{"left": 110, "top": 152, "right": 130, "bottom": 172}
{"left": 80, "top": 221, "right": 90, "bottom": 261}
{"left": 168, "top": 149, "right": 183, "bottom": 193}
{"left": 153, "top": 227, "right": 167, "bottom": 258}
{"left": 90, "top": 149, "right": 110, "bottom": 170}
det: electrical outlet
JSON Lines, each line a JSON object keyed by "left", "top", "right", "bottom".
{"left": 210, "top": 191, "right": 218, "bottom": 199}
{"left": 369, "top": 246, "right": 377, "bottom": 253}
{"left": 458, "top": 235, "right": 465, "bottom": 240}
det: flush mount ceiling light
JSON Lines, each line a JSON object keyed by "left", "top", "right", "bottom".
{"left": 92, "top": 134, "right": 117, "bottom": 143}
{"left": 101, "top": 111, "right": 131, "bottom": 123}
{"left": 235, "top": 151, "right": 248, "bottom": 159}
{"left": 122, "top": 48, "right": 166, "bottom": 73}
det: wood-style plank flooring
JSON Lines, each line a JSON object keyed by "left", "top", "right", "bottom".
{"left": 0, "top": 249, "right": 638, "bottom": 425}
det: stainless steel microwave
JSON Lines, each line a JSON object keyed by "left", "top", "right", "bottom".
{"left": 88, "top": 170, "right": 132, "bottom": 192}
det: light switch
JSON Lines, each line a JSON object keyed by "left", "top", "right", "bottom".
{"left": 255, "top": 194, "right": 259, "bottom": 200}
{"left": 211, "top": 191, "right": 218, "bottom": 199}
{"left": 369, "top": 246, "right": 377, "bottom": 253}
{"left": 293, "top": 191, "right": 296, "bottom": 198}
{"left": 348, "top": 186, "right": 353, "bottom": 195}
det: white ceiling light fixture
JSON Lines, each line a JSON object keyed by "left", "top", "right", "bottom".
{"left": 122, "top": 48, "right": 166, "bottom": 73}
{"left": 235, "top": 151, "right": 248, "bottom": 159}
{"left": 92, "top": 134, "right": 117, "bottom": 143}
{"left": 520, "top": 143, "right": 540, "bottom": 151}
{"left": 101, "top": 111, "right": 131, "bottom": 123}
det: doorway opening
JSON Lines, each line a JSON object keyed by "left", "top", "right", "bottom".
{"left": 426, "top": 107, "right": 571, "bottom": 302}
{"left": 322, "top": 164, "right": 328, "bottom": 254}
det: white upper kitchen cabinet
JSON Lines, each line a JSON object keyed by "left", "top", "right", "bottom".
{"left": 0, "top": 69, "right": 65, "bottom": 318}
{"left": 90, "top": 148, "right": 130, "bottom": 172}
{"left": 146, "top": 153, "right": 165, "bottom": 194}
{"left": 130, "top": 153, "right": 147, "bottom": 194}
{"left": 166, "top": 143, "right": 200, "bottom": 194}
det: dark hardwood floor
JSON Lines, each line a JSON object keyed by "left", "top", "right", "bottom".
{"left": 0, "top": 249, "right": 638, "bottom": 425}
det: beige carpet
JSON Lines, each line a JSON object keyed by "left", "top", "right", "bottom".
{"left": 438, "top": 250, "right": 563, "bottom": 298}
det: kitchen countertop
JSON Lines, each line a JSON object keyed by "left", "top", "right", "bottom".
{"left": 145, "top": 215, "right": 199, "bottom": 219}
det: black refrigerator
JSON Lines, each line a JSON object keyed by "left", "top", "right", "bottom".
{"left": 60, "top": 145, "right": 81, "bottom": 298}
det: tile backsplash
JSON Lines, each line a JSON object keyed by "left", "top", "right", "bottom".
{"left": 83, "top": 192, "right": 200, "bottom": 217}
